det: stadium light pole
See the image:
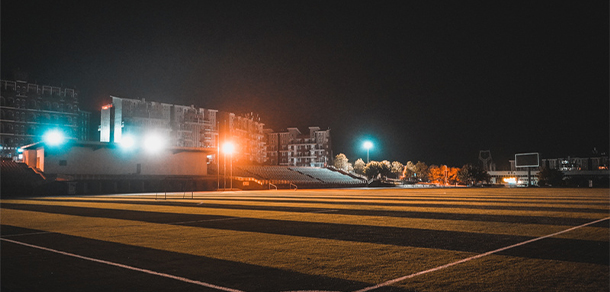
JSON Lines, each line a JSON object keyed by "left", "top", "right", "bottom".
{"left": 363, "top": 141, "right": 373, "bottom": 163}
{"left": 222, "top": 142, "right": 235, "bottom": 190}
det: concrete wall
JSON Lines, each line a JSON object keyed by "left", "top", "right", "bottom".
{"left": 25, "top": 143, "right": 209, "bottom": 176}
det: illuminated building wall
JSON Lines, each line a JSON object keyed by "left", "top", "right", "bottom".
{"left": 218, "top": 112, "right": 266, "bottom": 164}
{"left": 100, "top": 96, "right": 271, "bottom": 164}
{"left": 265, "top": 126, "right": 331, "bottom": 167}
{"left": 541, "top": 156, "right": 609, "bottom": 171}
{"left": 0, "top": 79, "right": 91, "bottom": 158}
{"left": 100, "top": 96, "right": 218, "bottom": 150}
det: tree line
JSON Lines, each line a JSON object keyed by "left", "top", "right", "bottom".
{"left": 332, "top": 153, "right": 490, "bottom": 186}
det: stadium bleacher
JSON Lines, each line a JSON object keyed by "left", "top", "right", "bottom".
{"left": 1, "top": 160, "right": 46, "bottom": 196}
{"left": 234, "top": 165, "right": 366, "bottom": 188}
{"left": 290, "top": 167, "right": 364, "bottom": 185}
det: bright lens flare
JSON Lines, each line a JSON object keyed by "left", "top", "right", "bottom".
{"left": 43, "top": 129, "right": 65, "bottom": 146}
{"left": 222, "top": 142, "right": 235, "bottom": 154}
{"left": 143, "top": 133, "right": 165, "bottom": 153}
{"left": 120, "top": 135, "right": 135, "bottom": 149}
{"left": 363, "top": 141, "right": 373, "bottom": 150}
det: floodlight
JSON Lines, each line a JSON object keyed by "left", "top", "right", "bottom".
{"left": 143, "top": 133, "right": 165, "bottom": 153}
{"left": 222, "top": 142, "right": 235, "bottom": 154}
{"left": 43, "top": 129, "right": 66, "bottom": 146}
{"left": 363, "top": 141, "right": 373, "bottom": 163}
{"left": 363, "top": 141, "right": 373, "bottom": 150}
{"left": 119, "top": 134, "right": 136, "bottom": 149}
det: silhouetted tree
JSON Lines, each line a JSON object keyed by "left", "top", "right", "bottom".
{"left": 414, "top": 161, "right": 429, "bottom": 182}
{"left": 457, "top": 164, "right": 490, "bottom": 185}
{"left": 364, "top": 161, "right": 391, "bottom": 180}
{"left": 537, "top": 167, "right": 564, "bottom": 186}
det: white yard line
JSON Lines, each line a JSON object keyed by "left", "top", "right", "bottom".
{"left": 0, "top": 237, "right": 245, "bottom": 292}
{"left": 353, "top": 216, "right": 610, "bottom": 292}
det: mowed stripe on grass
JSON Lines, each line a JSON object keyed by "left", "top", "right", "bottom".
{"left": 1, "top": 188, "right": 608, "bottom": 292}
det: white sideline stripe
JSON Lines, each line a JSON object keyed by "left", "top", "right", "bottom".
{"left": 353, "top": 216, "right": 610, "bottom": 292}
{"left": 0, "top": 237, "right": 245, "bottom": 292}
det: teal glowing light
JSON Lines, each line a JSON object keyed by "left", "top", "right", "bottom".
{"left": 43, "top": 129, "right": 66, "bottom": 146}
{"left": 119, "top": 134, "right": 136, "bottom": 149}
{"left": 363, "top": 141, "right": 373, "bottom": 150}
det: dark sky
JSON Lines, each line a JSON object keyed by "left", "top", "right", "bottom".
{"left": 2, "top": 0, "right": 608, "bottom": 168}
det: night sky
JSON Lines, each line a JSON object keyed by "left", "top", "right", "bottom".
{"left": 2, "top": 0, "right": 608, "bottom": 169}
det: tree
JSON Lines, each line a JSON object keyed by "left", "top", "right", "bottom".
{"left": 391, "top": 161, "right": 404, "bottom": 178}
{"left": 427, "top": 165, "right": 460, "bottom": 185}
{"left": 364, "top": 161, "right": 381, "bottom": 179}
{"left": 447, "top": 167, "right": 460, "bottom": 185}
{"left": 334, "top": 153, "right": 349, "bottom": 171}
{"left": 428, "top": 165, "right": 443, "bottom": 184}
{"left": 346, "top": 162, "right": 354, "bottom": 172}
{"left": 354, "top": 158, "right": 365, "bottom": 175}
{"left": 380, "top": 160, "right": 392, "bottom": 179}
{"left": 457, "top": 164, "right": 490, "bottom": 185}
{"left": 402, "top": 161, "right": 416, "bottom": 180}
{"left": 364, "top": 161, "right": 391, "bottom": 180}
{"left": 537, "top": 167, "right": 564, "bottom": 186}
{"left": 413, "top": 161, "right": 429, "bottom": 182}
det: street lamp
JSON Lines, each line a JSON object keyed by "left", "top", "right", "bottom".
{"left": 363, "top": 141, "right": 373, "bottom": 163}
{"left": 222, "top": 142, "right": 235, "bottom": 190}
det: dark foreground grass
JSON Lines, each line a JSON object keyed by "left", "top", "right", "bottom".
{"left": 1, "top": 188, "right": 608, "bottom": 292}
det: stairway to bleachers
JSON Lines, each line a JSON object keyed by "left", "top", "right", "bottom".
{"left": 1, "top": 160, "right": 46, "bottom": 196}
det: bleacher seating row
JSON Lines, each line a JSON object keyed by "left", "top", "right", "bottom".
{"left": 1, "top": 160, "right": 45, "bottom": 182}
{"left": 1, "top": 160, "right": 46, "bottom": 196}
{"left": 290, "top": 167, "right": 364, "bottom": 185}
{"left": 234, "top": 165, "right": 365, "bottom": 187}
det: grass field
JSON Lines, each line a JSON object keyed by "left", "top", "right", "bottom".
{"left": 1, "top": 188, "right": 608, "bottom": 292}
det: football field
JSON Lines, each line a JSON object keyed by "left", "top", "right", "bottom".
{"left": 1, "top": 188, "right": 608, "bottom": 291}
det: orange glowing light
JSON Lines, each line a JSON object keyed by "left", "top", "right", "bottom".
{"left": 503, "top": 177, "right": 517, "bottom": 184}
{"left": 102, "top": 104, "right": 113, "bottom": 110}
{"left": 222, "top": 142, "right": 236, "bottom": 154}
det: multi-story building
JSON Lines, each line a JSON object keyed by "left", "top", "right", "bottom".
{"left": 100, "top": 96, "right": 218, "bottom": 149}
{"left": 0, "top": 79, "right": 91, "bottom": 158}
{"left": 218, "top": 112, "right": 266, "bottom": 164}
{"left": 541, "top": 155, "right": 609, "bottom": 171}
{"left": 100, "top": 96, "right": 266, "bottom": 164}
{"left": 265, "top": 126, "right": 331, "bottom": 167}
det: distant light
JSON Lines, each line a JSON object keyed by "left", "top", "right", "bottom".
{"left": 43, "top": 129, "right": 66, "bottom": 146}
{"left": 120, "top": 134, "right": 136, "bottom": 149}
{"left": 363, "top": 141, "right": 373, "bottom": 150}
{"left": 102, "top": 104, "right": 112, "bottom": 110}
{"left": 222, "top": 142, "right": 235, "bottom": 154}
{"left": 18, "top": 154, "right": 23, "bottom": 160}
{"left": 503, "top": 177, "right": 517, "bottom": 184}
{"left": 143, "top": 133, "right": 165, "bottom": 153}
{"left": 17, "top": 148, "right": 23, "bottom": 153}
